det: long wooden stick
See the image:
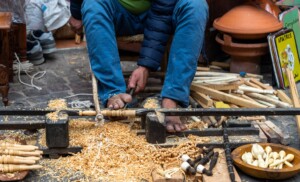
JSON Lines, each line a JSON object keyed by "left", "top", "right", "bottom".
{"left": 286, "top": 68, "right": 300, "bottom": 139}
{"left": 0, "top": 164, "right": 42, "bottom": 173}
{"left": 277, "top": 90, "right": 292, "bottom": 105}
{"left": 246, "top": 93, "right": 292, "bottom": 108}
{"left": 0, "top": 149, "right": 42, "bottom": 157}
{"left": 0, "top": 143, "right": 38, "bottom": 150}
{"left": 239, "top": 85, "right": 275, "bottom": 94}
{"left": 190, "top": 84, "right": 267, "bottom": 108}
{"left": 0, "top": 155, "right": 36, "bottom": 165}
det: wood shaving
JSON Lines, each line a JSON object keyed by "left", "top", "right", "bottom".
{"left": 46, "top": 99, "right": 68, "bottom": 122}
{"left": 143, "top": 98, "right": 160, "bottom": 109}
{"left": 39, "top": 119, "right": 202, "bottom": 181}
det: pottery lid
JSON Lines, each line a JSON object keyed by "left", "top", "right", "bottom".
{"left": 213, "top": 5, "right": 283, "bottom": 38}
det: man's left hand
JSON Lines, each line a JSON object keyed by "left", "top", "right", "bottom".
{"left": 128, "top": 66, "right": 149, "bottom": 93}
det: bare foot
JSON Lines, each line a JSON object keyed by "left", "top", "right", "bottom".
{"left": 107, "top": 93, "right": 132, "bottom": 109}
{"left": 162, "top": 98, "right": 187, "bottom": 133}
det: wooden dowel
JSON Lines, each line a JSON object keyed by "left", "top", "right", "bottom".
{"left": 239, "top": 85, "right": 275, "bottom": 94}
{"left": 210, "top": 61, "right": 230, "bottom": 69}
{"left": 237, "top": 116, "right": 266, "bottom": 121}
{"left": 75, "top": 33, "right": 81, "bottom": 44}
{"left": 245, "top": 93, "right": 292, "bottom": 108}
{"left": 14, "top": 156, "right": 41, "bottom": 161}
{"left": 244, "top": 80, "right": 262, "bottom": 89}
{"left": 249, "top": 78, "right": 273, "bottom": 90}
{"left": 0, "top": 149, "right": 43, "bottom": 157}
{"left": 0, "top": 143, "right": 38, "bottom": 150}
{"left": 191, "top": 84, "right": 267, "bottom": 108}
{"left": 253, "top": 99, "right": 276, "bottom": 108}
{"left": 197, "top": 67, "right": 210, "bottom": 71}
{"left": 286, "top": 68, "right": 300, "bottom": 139}
{"left": 0, "top": 164, "right": 43, "bottom": 173}
{"left": 0, "top": 155, "right": 36, "bottom": 165}
{"left": 277, "top": 90, "right": 292, "bottom": 105}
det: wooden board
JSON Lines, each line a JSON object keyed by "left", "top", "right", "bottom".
{"left": 264, "top": 120, "right": 291, "bottom": 145}
{"left": 210, "top": 61, "right": 230, "bottom": 69}
{"left": 190, "top": 84, "right": 267, "bottom": 108}
{"left": 286, "top": 68, "right": 300, "bottom": 139}
{"left": 255, "top": 122, "right": 281, "bottom": 143}
{"left": 202, "top": 83, "right": 240, "bottom": 91}
{"left": 277, "top": 90, "right": 292, "bottom": 105}
{"left": 203, "top": 148, "right": 241, "bottom": 182}
{"left": 253, "top": 124, "right": 268, "bottom": 143}
{"left": 191, "top": 91, "right": 213, "bottom": 107}
{"left": 249, "top": 78, "right": 273, "bottom": 90}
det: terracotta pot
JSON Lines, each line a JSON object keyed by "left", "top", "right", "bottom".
{"left": 247, "top": 0, "right": 281, "bottom": 18}
{"left": 216, "top": 34, "right": 269, "bottom": 74}
{"left": 213, "top": 5, "right": 283, "bottom": 39}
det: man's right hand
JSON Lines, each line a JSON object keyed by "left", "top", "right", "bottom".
{"left": 128, "top": 66, "right": 149, "bottom": 93}
{"left": 69, "top": 16, "right": 83, "bottom": 34}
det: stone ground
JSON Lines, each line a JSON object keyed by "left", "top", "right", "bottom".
{"left": 0, "top": 47, "right": 300, "bottom": 181}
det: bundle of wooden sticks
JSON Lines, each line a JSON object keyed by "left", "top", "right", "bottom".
{"left": 0, "top": 143, "right": 43, "bottom": 173}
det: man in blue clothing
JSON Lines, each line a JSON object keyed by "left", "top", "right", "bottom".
{"left": 69, "top": 0, "right": 208, "bottom": 133}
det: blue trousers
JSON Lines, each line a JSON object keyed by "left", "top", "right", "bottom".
{"left": 82, "top": 0, "right": 208, "bottom": 107}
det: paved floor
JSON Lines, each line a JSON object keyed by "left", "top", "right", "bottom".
{"left": 1, "top": 48, "right": 300, "bottom": 181}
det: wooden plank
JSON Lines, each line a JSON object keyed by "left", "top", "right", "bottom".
{"left": 203, "top": 148, "right": 241, "bottom": 182}
{"left": 239, "top": 85, "right": 275, "bottom": 94}
{"left": 197, "top": 67, "right": 210, "bottom": 71}
{"left": 285, "top": 68, "right": 300, "bottom": 139}
{"left": 244, "top": 80, "right": 262, "bottom": 89}
{"left": 246, "top": 93, "right": 292, "bottom": 108}
{"left": 191, "top": 91, "right": 213, "bottom": 107}
{"left": 190, "top": 84, "right": 267, "bottom": 108}
{"left": 253, "top": 124, "right": 268, "bottom": 143}
{"left": 249, "top": 78, "right": 273, "bottom": 90}
{"left": 210, "top": 61, "right": 230, "bottom": 69}
{"left": 264, "top": 120, "right": 291, "bottom": 145}
{"left": 277, "top": 90, "right": 292, "bottom": 105}
{"left": 202, "top": 83, "right": 240, "bottom": 91}
{"left": 255, "top": 122, "right": 280, "bottom": 143}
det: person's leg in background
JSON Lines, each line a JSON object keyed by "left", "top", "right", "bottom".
{"left": 161, "top": 0, "right": 209, "bottom": 132}
{"left": 25, "top": 1, "right": 56, "bottom": 65}
{"left": 82, "top": 0, "right": 146, "bottom": 108}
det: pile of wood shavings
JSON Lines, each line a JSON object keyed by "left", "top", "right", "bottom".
{"left": 46, "top": 99, "right": 68, "bottom": 121}
{"left": 39, "top": 119, "right": 201, "bottom": 181}
{"left": 143, "top": 98, "right": 160, "bottom": 108}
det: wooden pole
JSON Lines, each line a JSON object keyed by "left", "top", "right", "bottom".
{"left": 190, "top": 84, "right": 267, "bottom": 108}
{"left": 285, "top": 68, "right": 300, "bottom": 139}
{"left": 0, "top": 164, "right": 42, "bottom": 173}
{"left": 75, "top": 33, "right": 81, "bottom": 44}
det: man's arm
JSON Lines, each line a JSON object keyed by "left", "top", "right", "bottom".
{"left": 70, "top": 0, "right": 83, "bottom": 20}
{"left": 137, "top": 0, "right": 177, "bottom": 71}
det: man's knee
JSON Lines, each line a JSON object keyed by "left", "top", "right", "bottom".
{"left": 175, "top": 0, "right": 209, "bottom": 19}
{"left": 81, "top": 0, "right": 115, "bottom": 21}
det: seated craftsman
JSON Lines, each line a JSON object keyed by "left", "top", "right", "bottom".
{"left": 69, "top": 0, "right": 208, "bottom": 132}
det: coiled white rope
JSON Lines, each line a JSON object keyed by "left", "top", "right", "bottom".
{"left": 14, "top": 52, "right": 46, "bottom": 90}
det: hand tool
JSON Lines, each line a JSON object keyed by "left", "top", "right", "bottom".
{"left": 124, "top": 87, "right": 136, "bottom": 109}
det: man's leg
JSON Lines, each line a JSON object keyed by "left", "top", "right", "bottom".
{"left": 161, "top": 0, "right": 209, "bottom": 132}
{"left": 81, "top": 0, "right": 145, "bottom": 109}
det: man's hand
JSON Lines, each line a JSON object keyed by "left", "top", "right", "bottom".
{"left": 69, "top": 16, "right": 83, "bottom": 34}
{"left": 128, "top": 66, "right": 149, "bottom": 93}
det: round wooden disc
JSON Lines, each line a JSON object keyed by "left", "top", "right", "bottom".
{"left": 0, "top": 171, "right": 29, "bottom": 181}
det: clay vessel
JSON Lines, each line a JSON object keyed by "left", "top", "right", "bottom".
{"left": 213, "top": 5, "right": 282, "bottom": 39}
{"left": 215, "top": 34, "right": 268, "bottom": 74}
